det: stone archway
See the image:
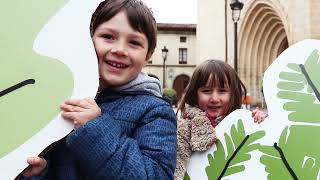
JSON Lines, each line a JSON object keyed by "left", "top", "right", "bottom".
{"left": 173, "top": 74, "right": 190, "bottom": 104}
{"left": 239, "top": 1, "right": 289, "bottom": 105}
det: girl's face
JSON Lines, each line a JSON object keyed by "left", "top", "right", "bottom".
{"left": 92, "top": 11, "right": 150, "bottom": 88}
{"left": 197, "top": 76, "right": 231, "bottom": 118}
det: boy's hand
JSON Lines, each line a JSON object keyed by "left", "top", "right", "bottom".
{"left": 60, "top": 97, "right": 101, "bottom": 129}
{"left": 22, "top": 157, "right": 47, "bottom": 177}
{"left": 252, "top": 107, "right": 268, "bottom": 124}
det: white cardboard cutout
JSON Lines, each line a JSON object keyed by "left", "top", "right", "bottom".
{"left": 187, "top": 39, "right": 320, "bottom": 179}
{"left": 0, "top": 1, "right": 105, "bottom": 179}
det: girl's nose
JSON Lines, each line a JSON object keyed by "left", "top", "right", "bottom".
{"left": 209, "top": 92, "right": 219, "bottom": 102}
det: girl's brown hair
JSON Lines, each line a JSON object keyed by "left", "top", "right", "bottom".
{"left": 177, "top": 59, "right": 246, "bottom": 115}
{"left": 90, "top": 0, "right": 157, "bottom": 55}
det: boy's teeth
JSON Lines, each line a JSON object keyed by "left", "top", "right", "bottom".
{"left": 110, "top": 62, "right": 126, "bottom": 68}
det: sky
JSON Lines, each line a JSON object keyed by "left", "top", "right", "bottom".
{"left": 142, "top": 0, "right": 197, "bottom": 24}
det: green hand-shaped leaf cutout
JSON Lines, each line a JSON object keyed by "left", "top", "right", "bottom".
{"left": 183, "top": 172, "right": 191, "bottom": 180}
{"left": 259, "top": 49, "right": 320, "bottom": 179}
{"left": 205, "top": 119, "right": 265, "bottom": 179}
{"left": 260, "top": 125, "right": 320, "bottom": 179}
{"left": 277, "top": 50, "right": 320, "bottom": 123}
{"left": 0, "top": 1, "right": 73, "bottom": 157}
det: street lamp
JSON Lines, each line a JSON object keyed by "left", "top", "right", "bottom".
{"left": 230, "top": 0, "right": 243, "bottom": 73}
{"left": 161, "top": 46, "right": 168, "bottom": 88}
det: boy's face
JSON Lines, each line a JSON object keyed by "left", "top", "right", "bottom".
{"left": 92, "top": 11, "right": 150, "bottom": 87}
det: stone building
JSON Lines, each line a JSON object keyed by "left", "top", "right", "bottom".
{"left": 198, "top": 0, "right": 320, "bottom": 105}
{"left": 142, "top": 23, "right": 196, "bottom": 101}
{"left": 144, "top": 0, "right": 320, "bottom": 105}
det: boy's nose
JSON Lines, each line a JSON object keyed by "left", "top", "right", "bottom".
{"left": 110, "top": 41, "right": 128, "bottom": 56}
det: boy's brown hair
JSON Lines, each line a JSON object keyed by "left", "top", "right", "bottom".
{"left": 177, "top": 59, "right": 247, "bottom": 116}
{"left": 90, "top": 0, "right": 157, "bottom": 55}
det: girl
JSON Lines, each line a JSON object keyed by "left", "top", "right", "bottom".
{"left": 21, "top": 0, "right": 177, "bottom": 179}
{"left": 174, "top": 59, "right": 267, "bottom": 180}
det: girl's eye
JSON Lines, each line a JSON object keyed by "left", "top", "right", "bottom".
{"left": 201, "top": 89, "right": 212, "bottom": 93}
{"left": 218, "top": 88, "right": 229, "bottom": 93}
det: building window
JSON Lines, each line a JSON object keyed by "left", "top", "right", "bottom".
{"left": 179, "top": 48, "right": 187, "bottom": 64}
{"left": 180, "top": 36, "right": 187, "bottom": 43}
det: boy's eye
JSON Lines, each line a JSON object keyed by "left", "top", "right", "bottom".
{"left": 102, "top": 34, "right": 114, "bottom": 40}
{"left": 129, "top": 40, "right": 142, "bottom": 47}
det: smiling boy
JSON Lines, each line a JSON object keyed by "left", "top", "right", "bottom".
{"left": 21, "top": 0, "right": 177, "bottom": 179}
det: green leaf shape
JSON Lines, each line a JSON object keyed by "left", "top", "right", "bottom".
{"left": 205, "top": 119, "right": 265, "bottom": 179}
{"left": 260, "top": 125, "right": 320, "bottom": 179}
{"left": 304, "top": 50, "right": 320, "bottom": 92}
{"left": 0, "top": 0, "right": 73, "bottom": 157}
{"left": 206, "top": 140, "right": 225, "bottom": 179}
{"left": 277, "top": 50, "right": 320, "bottom": 123}
{"left": 183, "top": 172, "right": 191, "bottom": 180}
{"left": 259, "top": 127, "right": 292, "bottom": 179}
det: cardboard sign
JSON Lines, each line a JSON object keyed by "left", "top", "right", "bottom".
{"left": 0, "top": 1, "right": 102, "bottom": 179}
{"left": 186, "top": 39, "right": 320, "bottom": 179}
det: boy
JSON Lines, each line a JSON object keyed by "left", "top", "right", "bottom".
{"left": 21, "top": 0, "right": 177, "bottom": 179}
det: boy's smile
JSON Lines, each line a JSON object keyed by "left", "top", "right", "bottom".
{"left": 106, "top": 60, "right": 128, "bottom": 69}
{"left": 92, "top": 11, "right": 150, "bottom": 88}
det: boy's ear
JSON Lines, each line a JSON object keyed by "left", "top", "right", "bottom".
{"left": 145, "top": 51, "right": 153, "bottom": 62}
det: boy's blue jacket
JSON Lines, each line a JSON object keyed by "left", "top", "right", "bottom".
{"left": 22, "top": 73, "right": 177, "bottom": 180}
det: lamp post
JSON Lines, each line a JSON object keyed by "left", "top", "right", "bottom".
{"left": 230, "top": 0, "right": 243, "bottom": 73}
{"left": 161, "top": 46, "right": 168, "bottom": 88}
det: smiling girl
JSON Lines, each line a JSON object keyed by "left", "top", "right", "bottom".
{"left": 174, "top": 59, "right": 267, "bottom": 180}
